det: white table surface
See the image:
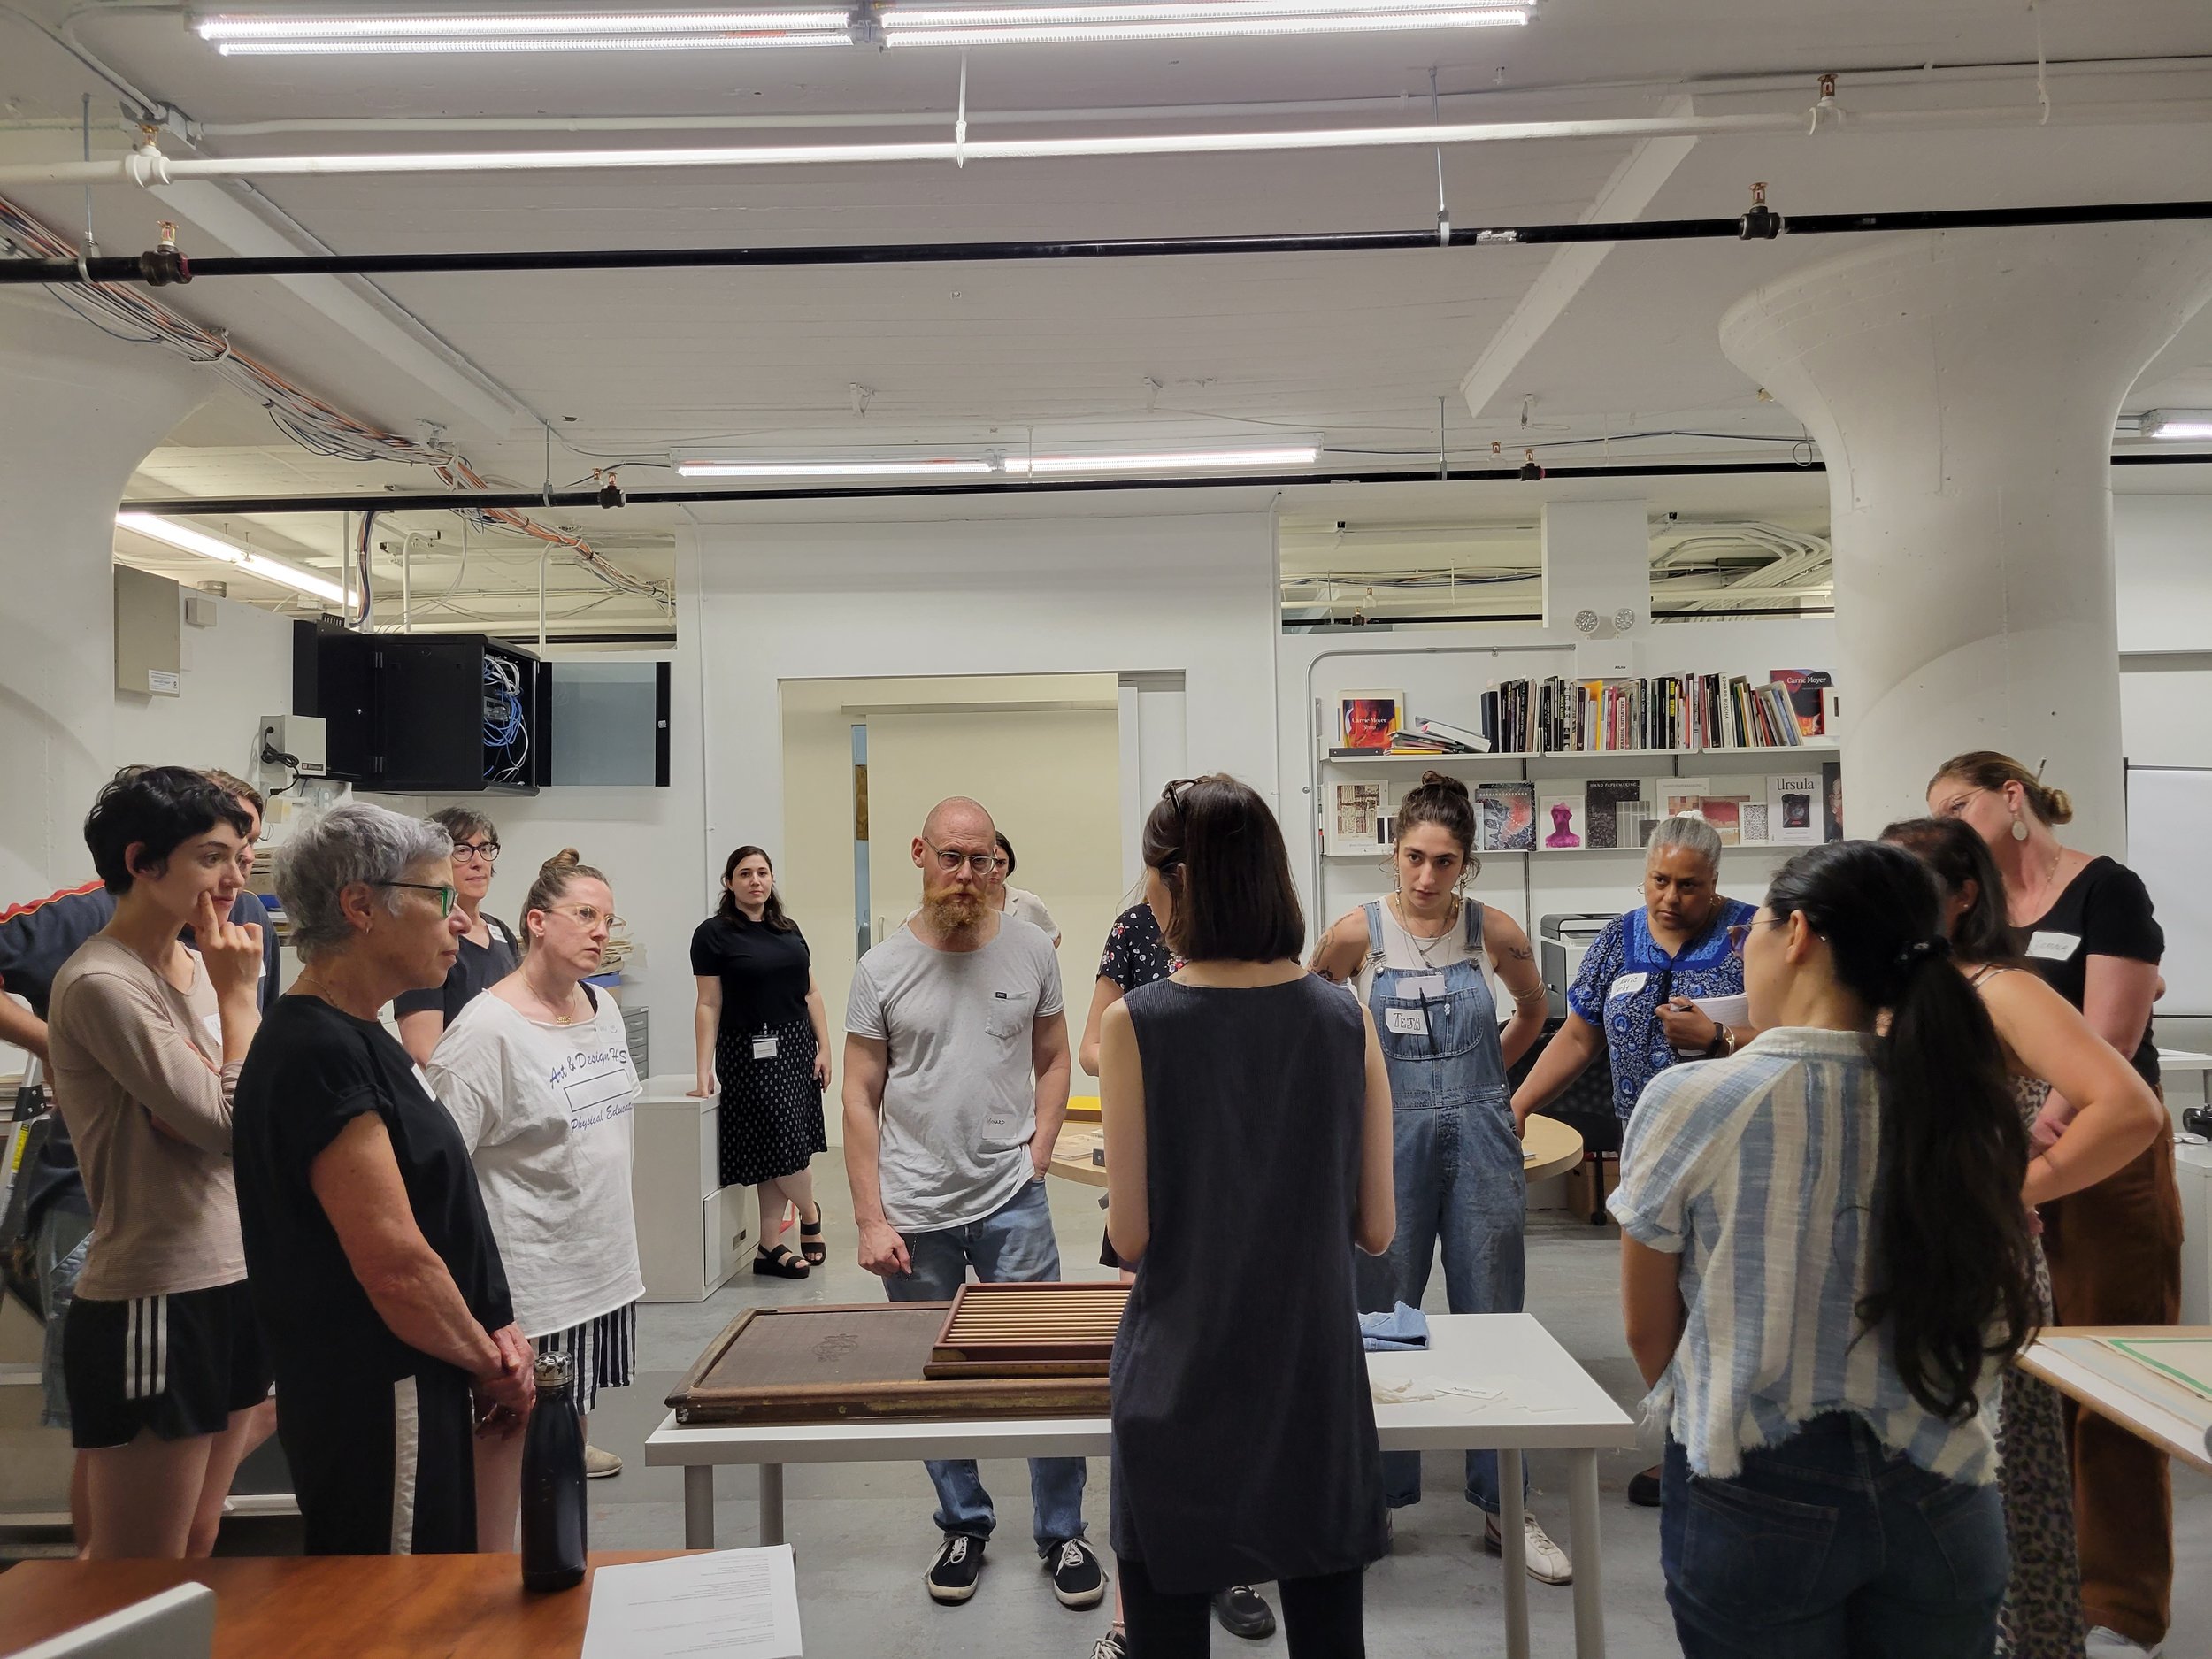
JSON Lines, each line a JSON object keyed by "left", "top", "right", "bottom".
{"left": 2017, "top": 1330, "right": 2212, "bottom": 1479}
{"left": 647, "top": 1311, "right": 1633, "bottom": 1659}
{"left": 646, "top": 1311, "right": 1634, "bottom": 1463}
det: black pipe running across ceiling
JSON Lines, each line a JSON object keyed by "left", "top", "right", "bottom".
{"left": 9, "top": 197, "right": 2211, "bottom": 288}
{"left": 119, "top": 452, "right": 2208, "bottom": 518}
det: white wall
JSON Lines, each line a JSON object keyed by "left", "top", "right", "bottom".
{"left": 111, "top": 583, "right": 296, "bottom": 783}
{"left": 2116, "top": 495, "right": 2212, "bottom": 769}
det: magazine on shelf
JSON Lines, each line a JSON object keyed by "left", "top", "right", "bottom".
{"left": 1477, "top": 781, "right": 1536, "bottom": 852}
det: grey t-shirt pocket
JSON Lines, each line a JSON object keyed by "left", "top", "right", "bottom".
{"left": 983, "top": 987, "right": 1033, "bottom": 1041}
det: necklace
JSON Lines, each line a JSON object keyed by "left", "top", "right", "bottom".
{"left": 2021, "top": 843, "right": 2068, "bottom": 919}
{"left": 1392, "top": 894, "right": 1458, "bottom": 964}
{"left": 525, "top": 973, "right": 587, "bottom": 1025}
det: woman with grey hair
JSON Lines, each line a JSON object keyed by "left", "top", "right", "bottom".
{"left": 1509, "top": 810, "right": 1755, "bottom": 1509}
{"left": 233, "top": 802, "right": 534, "bottom": 1555}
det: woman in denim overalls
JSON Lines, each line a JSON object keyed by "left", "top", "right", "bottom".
{"left": 1311, "top": 772, "right": 1567, "bottom": 1584}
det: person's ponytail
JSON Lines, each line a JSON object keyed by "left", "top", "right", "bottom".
{"left": 1763, "top": 842, "right": 2039, "bottom": 1420}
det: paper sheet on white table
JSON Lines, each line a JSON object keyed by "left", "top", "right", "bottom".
{"left": 581, "top": 1546, "right": 803, "bottom": 1659}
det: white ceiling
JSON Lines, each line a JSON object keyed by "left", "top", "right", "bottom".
{"left": 2, "top": 0, "right": 2209, "bottom": 632}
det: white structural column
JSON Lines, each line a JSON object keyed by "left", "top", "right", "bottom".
{"left": 0, "top": 301, "right": 203, "bottom": 899}
{"left": 1720, "top": 227, "right": 2212, "bottom": 854}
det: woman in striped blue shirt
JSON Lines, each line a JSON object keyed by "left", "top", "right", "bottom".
{"left": 1611, "top": 841, "right": 2040, "bottom": 1659}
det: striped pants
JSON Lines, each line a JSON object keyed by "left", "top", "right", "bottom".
{"left": 278, "top": 1362, "right": 477, "bottom": 1555}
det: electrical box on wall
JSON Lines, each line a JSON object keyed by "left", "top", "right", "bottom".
{"left": 115, "top": 565, "right": 182, "bottom": 697}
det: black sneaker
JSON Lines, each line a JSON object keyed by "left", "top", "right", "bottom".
{"left": 1627, "top": 1464, "right": 1662, "bottom": 1508}
{"left": 1046, "top": 1536, "right": 1107, "bottom": 1609}
{"left": 926, "top": 1532, "right": 987, "bottom": 1603}
{"left": 1213, "top": 1585, "right": 1277, "bottom": 1640}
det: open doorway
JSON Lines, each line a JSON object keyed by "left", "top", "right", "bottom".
{"left": 779, "top": 673, "right": 1137, "bottom": 1125}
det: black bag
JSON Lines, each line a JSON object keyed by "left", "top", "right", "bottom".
{"left": 1, "top": 1080, "right": 53, "bottom": 1319}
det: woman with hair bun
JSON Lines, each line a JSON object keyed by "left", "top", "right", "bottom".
{"left": 1310, "top": 771, "right": 1566, "bottom": 1581}
{"left": 427, "top": 848, "right": 644, "bottom": 1526}
{"left": 1615, "top": 840, "right": 2039, "bottom": 1655}
{"left": 1928, "top": 753, "right": 2179, "bottom": 1657}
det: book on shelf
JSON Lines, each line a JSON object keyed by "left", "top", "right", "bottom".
{"left": 1765, "top": 773, "right": 1824, "bottom": 845}
{"left": 1477, "top": 780, "right": 1535, "bottom": 852}
{"left": 1769, "top": 670, "right": 1834, "bottom": 739}
{"left": 1661, "top": 776, "right": 1710, "bottom": 819}
{"left": 1539, "top": 793, "right": 1586, "bottom": 850}
{"left": 1695, "top": 796, "right": 1747, "bottom": 846}
{"left": 1416, "top": 718, "right": 1491, "bottom": 753}
{"left": 1583, "top": 779, "right": 1645, "bottom": 850}
{"left": 1325, "top": 781, "right": 1393, "bottom": 855}
{"left": 1477, "top": 671, "right": 1823, "bottom": 754}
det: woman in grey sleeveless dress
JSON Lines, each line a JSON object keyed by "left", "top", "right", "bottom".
{"left": 1099, "top": 775, "right": 1395, "bottom": 1658}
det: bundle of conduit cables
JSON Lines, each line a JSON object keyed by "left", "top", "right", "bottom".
{"left": 0, "top": 190, "right": 671, "bottom": 623}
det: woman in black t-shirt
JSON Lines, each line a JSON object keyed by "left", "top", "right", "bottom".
{"left": 1930, "top": 751, "right": 2179, "bottom": 1655}
{"left": 234, "top": 803, "right": 533, "bottom": 1556}
{"left": 395, "top": 807, "right": 518, "bottom": 1065}
{"left": 688, "top": 847, "right": 830, "bottom": 1278}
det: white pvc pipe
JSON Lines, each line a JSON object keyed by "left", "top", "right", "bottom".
{"left": 10, "top": 100, "right": 2208, "bottom": 188}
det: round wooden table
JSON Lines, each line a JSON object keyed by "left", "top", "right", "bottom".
{"left": 1051, "top": 1112, "right": 1584, "bottom": 1187}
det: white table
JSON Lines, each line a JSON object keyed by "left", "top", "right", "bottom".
{"left": 646, "top": 1310, "right": 1635, "bottom": 1659}
{"left": 2016, "top": 1326, "right": 2212, "bottom": 1479}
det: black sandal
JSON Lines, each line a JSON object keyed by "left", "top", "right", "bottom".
{"left": 799, "top": 1205, "right": 826, "bottom": 1267}
{"left": 752, "top": 1243, "right": 810, "bottom": 1279}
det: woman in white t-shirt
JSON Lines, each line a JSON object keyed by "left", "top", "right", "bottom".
{"left": 991, "top": 833, "right": 1062, "bottom": 946}
{"left": 427, "top": 849, "right": 644, "bottom": 1549}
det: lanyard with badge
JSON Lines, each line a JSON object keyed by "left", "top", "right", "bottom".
{"left": 751, "top": 1027, "right": 778, "bottom": 1062}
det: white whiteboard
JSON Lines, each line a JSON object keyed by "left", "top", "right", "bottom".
{"left": 2127, "top": 765, "right": 2212, "bottom": 1018}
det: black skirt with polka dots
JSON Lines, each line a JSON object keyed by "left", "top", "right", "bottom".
{"left": 715, "top": 1013, "right": 828, "bottom": 1189}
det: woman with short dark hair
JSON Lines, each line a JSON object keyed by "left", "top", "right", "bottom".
{"left": 46, "top": 766, "right": 270, "bottom": 1558}
{"left": 1101, "top": 774, "right": 1394, "bottom": 1656}
{"left": 989, "top": 833, "right": 1062, "bottom": 946}
{"left": 396, "top": 806, "right": 518, "bottom": 1066}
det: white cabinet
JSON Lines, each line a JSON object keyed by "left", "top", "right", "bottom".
{"left": 631, "top": 1072, "right": 751, "bottom": 1302}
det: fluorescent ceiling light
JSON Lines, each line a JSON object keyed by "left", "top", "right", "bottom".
{"left": 885, "top": 7, "right": 1527, "bottom": 45}
{"left": 1003, "top": 445, "right": 1318, "bottom": 473}
{"left": 215, "top": 34, "right": 842, "bottom": 52}
{"left": 2139, "top": 409, "right": 2212, "bottom": 441}
{"left": 195, "top": 10, "right": 848, "bottom": 36}
{"left": 675, "top": 458, "right": 996, "bottom": 477}
{"left": 116, "top": 512, "right": 347, "bottom": 605}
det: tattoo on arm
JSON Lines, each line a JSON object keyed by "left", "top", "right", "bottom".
{"left": 1502, "top": 944, "right": 1534, "bottom": 962}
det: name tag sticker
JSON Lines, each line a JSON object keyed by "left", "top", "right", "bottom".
{"left": 1398, "top": 974, "right": 1447, "bottom": 999}
{"left": 2025, "top": 931, "right": 2083, "bottom": 963}
{"left": 201, "top": 1011, "right": 223, "bottom": 1044}
{"left": 751, "top": 1033, "right": 780, "bottom": 1062}
{"left": 1609, "top": 972, "right": 1649, "bottom": 999}
{"left": 1385, "top": 1007, "right": 1430, "bottom": 1036}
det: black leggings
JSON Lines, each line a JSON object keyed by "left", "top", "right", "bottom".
{"left": 1117, "top": 1555, "right": 1366, "bottom": 1658}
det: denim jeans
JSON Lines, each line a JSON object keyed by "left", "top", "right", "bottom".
{"left": 882, "top": 1179, "right": 1087, "bottom": 1552}
{"left": 1376, "top": 1094, "right": 1526, "bottom": 1514}
{"left": 1660, "top": 1415, "right": 2008, "bottom": 1659}
{"left": 35, "top": 1202, "right": 94, "bottom": 1430}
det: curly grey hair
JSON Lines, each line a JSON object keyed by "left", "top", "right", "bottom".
{"left": 1646, "top": 810, "right": 1724, "bottom": 872}
{"left": 275, "top": 802, "right": 452, "bottom": 961}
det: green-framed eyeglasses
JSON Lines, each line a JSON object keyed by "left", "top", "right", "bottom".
{"left": 377, "top": 880, "right": 457, "bottom": 918}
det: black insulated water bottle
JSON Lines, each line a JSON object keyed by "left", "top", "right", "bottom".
{"left": 520, "top": 1350, "right": 588, "bottom": 1591}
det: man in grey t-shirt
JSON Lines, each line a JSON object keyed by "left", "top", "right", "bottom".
{"left": 843, "top": 796, "right": 1098, "bottom": 1611}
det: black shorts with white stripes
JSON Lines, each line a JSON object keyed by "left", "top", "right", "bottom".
{"left": 61, "top": 1279, "right": 270, "bottom": 1450}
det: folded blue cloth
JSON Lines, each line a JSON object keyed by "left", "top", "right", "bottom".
{"left": 1359, "top": 1302, "right": 1430, "bottom": 1352}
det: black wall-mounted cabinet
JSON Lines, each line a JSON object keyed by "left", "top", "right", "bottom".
{"left": 294, "top": 624, "right": 672, "bottom": 794}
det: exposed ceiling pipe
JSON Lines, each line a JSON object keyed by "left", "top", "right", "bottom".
{"left": 8, "top": 97, "right": 2212, "bottom": 191}
{"left": 119, "top": 451, "right": 2207, "bottom": 518}
{"left": 10, "top": 196, "right": 2212, "bottom": 287}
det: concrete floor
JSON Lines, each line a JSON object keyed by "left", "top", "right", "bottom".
{"left": 5, "top": 1149, "right": 2211, "bottom": 1656}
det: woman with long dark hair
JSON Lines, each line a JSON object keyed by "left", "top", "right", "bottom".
{"left": 689, "top": 846, "right": 831, "bottom": 1278}
{"left": 1101, "top": 775, "right": 1394, "bottom": 1657}
{"left": 1882, "top": 817, "right": 2163, "bottom": 1659}
{"left": 1613, "top": 840, "right": 2039, "bottom": 1656}
{"left": 1927, "top": 751, "right": 2177, "bottom": 1658}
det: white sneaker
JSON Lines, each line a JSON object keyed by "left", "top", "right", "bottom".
{"left": 2086, "top": 1628, "right": 2162, "bottom": 1659}
{"left": 1485, "top": 1510, "right": 1573, "bottom": 1586}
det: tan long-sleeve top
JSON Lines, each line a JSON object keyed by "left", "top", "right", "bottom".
{"left": 46, "top": 935, "right": 246, "bottom": 1300}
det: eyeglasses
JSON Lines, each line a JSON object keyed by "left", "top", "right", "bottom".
{"left": 377, "top": 880, "right": 457, "bottom": 918}
{"left": 452, "top": 840, "right": 502, "bottom": 864}
{"left": 547, "top": 904, "right": 625, "bottom": 931}
{"left": 1726, "top": 923, "right": 1751, "bottom": 956}
{"left": 923, "top": 841, "right": 997, "bottom": 876}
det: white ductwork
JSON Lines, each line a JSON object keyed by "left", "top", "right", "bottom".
{"left": 4, "top": 97, "right": 2209, "bottom": 189}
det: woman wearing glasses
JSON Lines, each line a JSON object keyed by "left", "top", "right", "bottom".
{"left": 429, "top": 849, "right": 645, "bottom": 1540}
{"left": 233, "top": 803, "right": 534, "bottom": 1555}
{"left": 690, "top": 846, "right": 831, "bottom": 1280}
{"left": 396, "top": 808, "right": 518, "bottom": 1066}
{"left": 990, "top": 833, "right": 1063, "bottom": 947}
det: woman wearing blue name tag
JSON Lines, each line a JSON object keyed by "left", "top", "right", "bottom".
{"left": 1930, "top": 751, "right": 2178, "bottom": 1659}
{"left": 1310, "top": 772, "right": 1563, "bottom": 1581}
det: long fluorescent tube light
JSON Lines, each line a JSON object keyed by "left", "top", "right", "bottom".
{"left": 886, "top": 7, "right": 1527, "bottom": 45}
{"left": 676, "top": 458, "right": 995, "bottom": 477}
{"left": 196, "top": 10, "right": 848, "bottom": 36}
{"left": 116, "top": 512, "right": 347, "bottom": 604}
{"left": 1003, "top": 445, "right": 1319, "bottom": 473}
{"left": 2139, "top": 409, "right": 2212, "bottom": 441}
{"left": 215, "top": 34, "right": 843, "bottom": 53}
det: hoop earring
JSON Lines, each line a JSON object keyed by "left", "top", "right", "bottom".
{"left": 2010, "top": 813, "right": 2029, "bottom": 842}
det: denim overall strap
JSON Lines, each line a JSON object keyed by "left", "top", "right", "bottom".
{"left": 1363, "top": 900, "right": 1509, "bottom": 1109}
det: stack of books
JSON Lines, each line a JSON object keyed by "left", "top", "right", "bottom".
{"left": 1479, "top": 669, "right": 1832, "bottom": 754}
